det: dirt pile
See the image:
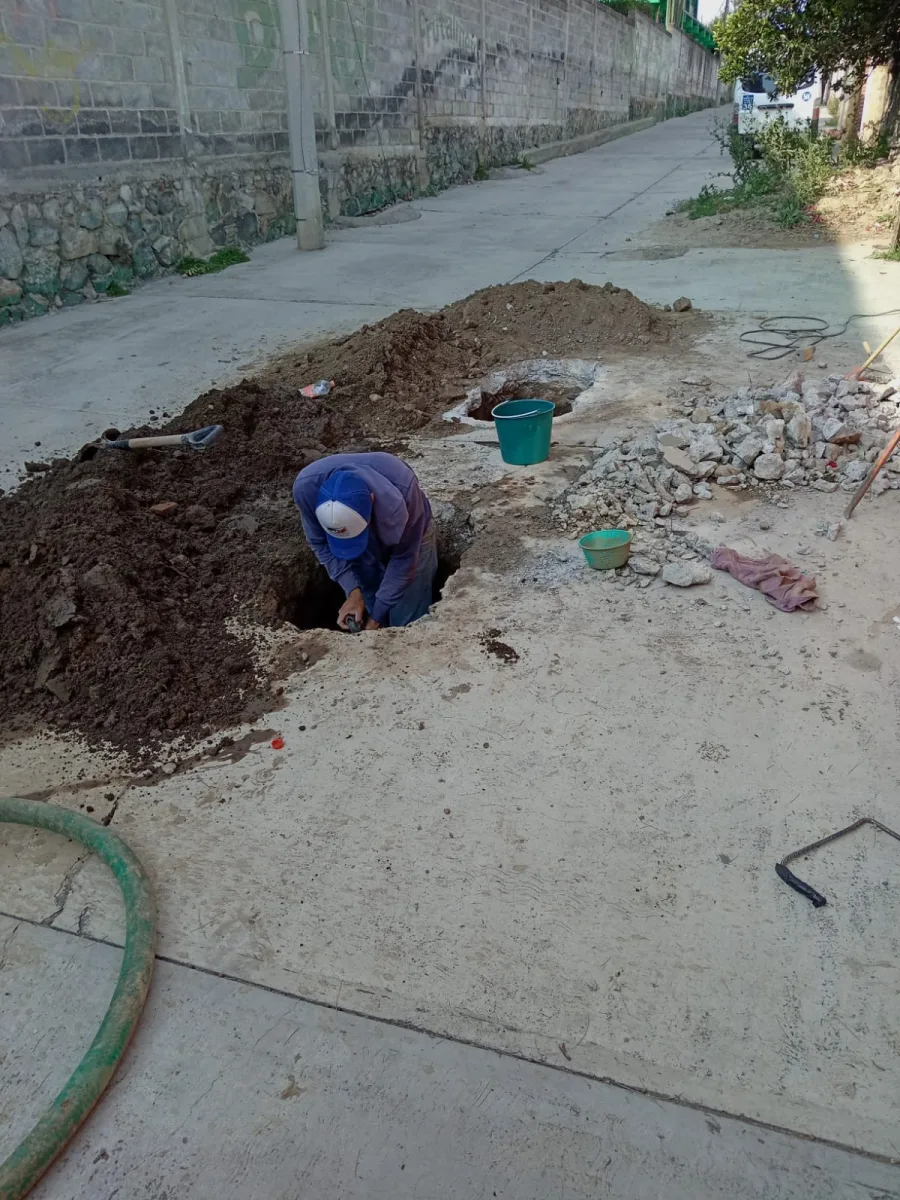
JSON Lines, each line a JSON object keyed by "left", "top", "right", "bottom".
{"left": 442, "top": 280, "right": 684, "bottom": 368}
{"left": 0, "top": 280, "right": 688, "bottom": 759}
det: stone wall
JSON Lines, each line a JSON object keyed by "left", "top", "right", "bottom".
{"left": 0, "top": 165, "right": 293, "bottom": 324}
{"left": 0, "top": 0, "right": 722, "bottom": 324}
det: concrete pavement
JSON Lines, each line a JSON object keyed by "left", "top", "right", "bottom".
{"left": 5, "top": 108, "right": 900, "bottom": 1197}
{"left": 3, "top": 915, "right": 898, "bottom": 1199}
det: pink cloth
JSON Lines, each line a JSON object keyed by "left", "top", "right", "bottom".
{"left": 710, "top": 547, "right": 818, "bottom": 612}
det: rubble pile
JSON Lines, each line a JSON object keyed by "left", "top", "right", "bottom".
{"left": 557, "top": 371, "right": 900, "bottom": 522}
{"left": 554, "top": 370, "right": 900, "bottom": 584}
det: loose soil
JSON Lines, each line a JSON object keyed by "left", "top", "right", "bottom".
{"left": 0, "top": 280, "right": 696, "bottom": 760}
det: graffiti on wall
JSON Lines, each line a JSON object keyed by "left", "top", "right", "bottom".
{"left": 233, "top": 0, "right": 281, "bottom": 88}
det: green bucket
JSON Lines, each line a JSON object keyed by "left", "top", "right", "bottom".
{"left": 492, "top": 398, "right": 555, "bottom": 466}
{"left": 579, "top": 529, "right": 632, "bottom": 570}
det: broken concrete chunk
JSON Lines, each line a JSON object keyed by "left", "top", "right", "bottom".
{"left": 733, "top": 435, "right": 764, "bottom": 465}
{"left": 821, "top": 418, "right": 858, "bottom": 444}
{"left": 658, "top": 431, "right": 689, "bottom": 450}
{"left": 673, "top": 296, "right": 693, "bottom": 312}
{"left": 810, "top": 479, "right": 839, "bottom": 493}
{"left": 841, "top": 459, "right": 869, "bottom": 483}
{"left": 629, "top": 554, "right": 660, "bottom": 576}
{"left": 786, "top": 412, "right": 812, "bottom": 447}
{"left": 662, "top": 561, "right": 712, "bottom": 587}
{"left": 753, "top": 454, "right": 786, "bottom": 481}
{"left": 688, "top": 433, "right": 723, "bottom": 463}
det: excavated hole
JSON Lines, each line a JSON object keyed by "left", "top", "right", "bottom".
{"left": 278, "top": 510, "right": 471, "bottom": 632}
{"left": 469, "top": 381, "right": 577, "bottom": 422}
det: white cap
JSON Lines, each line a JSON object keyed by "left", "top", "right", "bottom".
{"left": 315, "top": 499, "right": 369, "bottom": 540}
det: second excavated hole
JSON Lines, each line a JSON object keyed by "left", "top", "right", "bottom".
{"left": 468, "top": 381, "right": 577, "bottom": 422}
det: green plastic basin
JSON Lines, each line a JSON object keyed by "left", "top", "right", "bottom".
{"left": 579, "top": 529, "right": 632, "bottom": 570}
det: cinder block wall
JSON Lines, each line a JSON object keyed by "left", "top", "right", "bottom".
{"left": 0, "top": 0, "right": 722, "bottom": 323}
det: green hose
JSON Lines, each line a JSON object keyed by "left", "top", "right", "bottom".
{"left": 0, "top": 797, "right": 156, "bottom": 1200}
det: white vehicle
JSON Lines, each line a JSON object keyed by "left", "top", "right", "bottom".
{"left": 732, "top": 71, "right": 821, "bottom": 136}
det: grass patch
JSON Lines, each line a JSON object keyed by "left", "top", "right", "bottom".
{"left": 517, "top": 154, "right": 536, "bottom": 170}
{"left": 175, "top": 247, "right": 251, "bottom": 276}
{"left": 676, "top": 118, "right": 834, "bottom": 229}
{"left": 105, "top": 280, "right": 130, "bottom": 297}
{"left": 473, "top": 160, "right": 490, "bottom": 181}
{"left": 874, "top": 247, "right": 900, "bottom": 262}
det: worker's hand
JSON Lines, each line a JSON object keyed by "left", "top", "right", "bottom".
{"left": 338, "top": 588, "right": 365, "bottom": 630}
{"left": 364, "top": 618, "right": 381, "bottom": 631}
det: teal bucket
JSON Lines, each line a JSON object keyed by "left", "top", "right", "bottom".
{"left": 491, "top": 398, "right": 555, "bottom": 466}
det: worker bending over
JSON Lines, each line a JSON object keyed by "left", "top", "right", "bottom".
{"left": 293, "top": 451, "right": 437, "bottom": 630}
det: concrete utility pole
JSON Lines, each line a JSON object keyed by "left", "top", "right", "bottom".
{"left": 279, "top": 0, "right": 325, "bottom": 251}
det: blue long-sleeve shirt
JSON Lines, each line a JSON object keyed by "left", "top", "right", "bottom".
{"left": 292, "top": 452, "right": 432, "bottom": 625}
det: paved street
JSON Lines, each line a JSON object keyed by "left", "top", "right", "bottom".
{"left": 4, "top": 109, "right": 900, "bottom": 1198}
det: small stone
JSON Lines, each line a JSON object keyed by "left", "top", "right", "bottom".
{"left": 672, "top": 482, "right": 693, "bottom": 503}
{"left": 629, "top": 554, "right": 660, "bottom": 576}
{"left": 44, "top": 675, "right": 71, "bottom": 704}
{"left": 81, "top": 562, "right": 126, "bottom": 597}
{"left": 753, "top": 454, "right": 785, "bottom": 481}
{"left": 691, "top": 406, "right": 710, "bottom": 424}
{"left": 810, "top": 479, "right": 839, "bottom": 493}
{"left": 758, "top": 516, "right": 773, "bottom": 530}
{"left": 79, "top": 209, "right": 103, "bottom": 229}
{"left": 149, "top": 501, "right": 178, "bottom": 517}
{"left": 673, "top": 296, "right": 693, "bottom": 312}
{"left": 45, "top": 593, "right": 77, "bottom": 628}
{"left": 693, "top": 482, "right": 713, "bottom": 500}
{"left": 662, "top": 561, "right": 711, "bottom": 587}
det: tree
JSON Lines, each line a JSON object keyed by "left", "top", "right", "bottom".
{"left": 712, "top": 0, "right": 900, "bottom": 94}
